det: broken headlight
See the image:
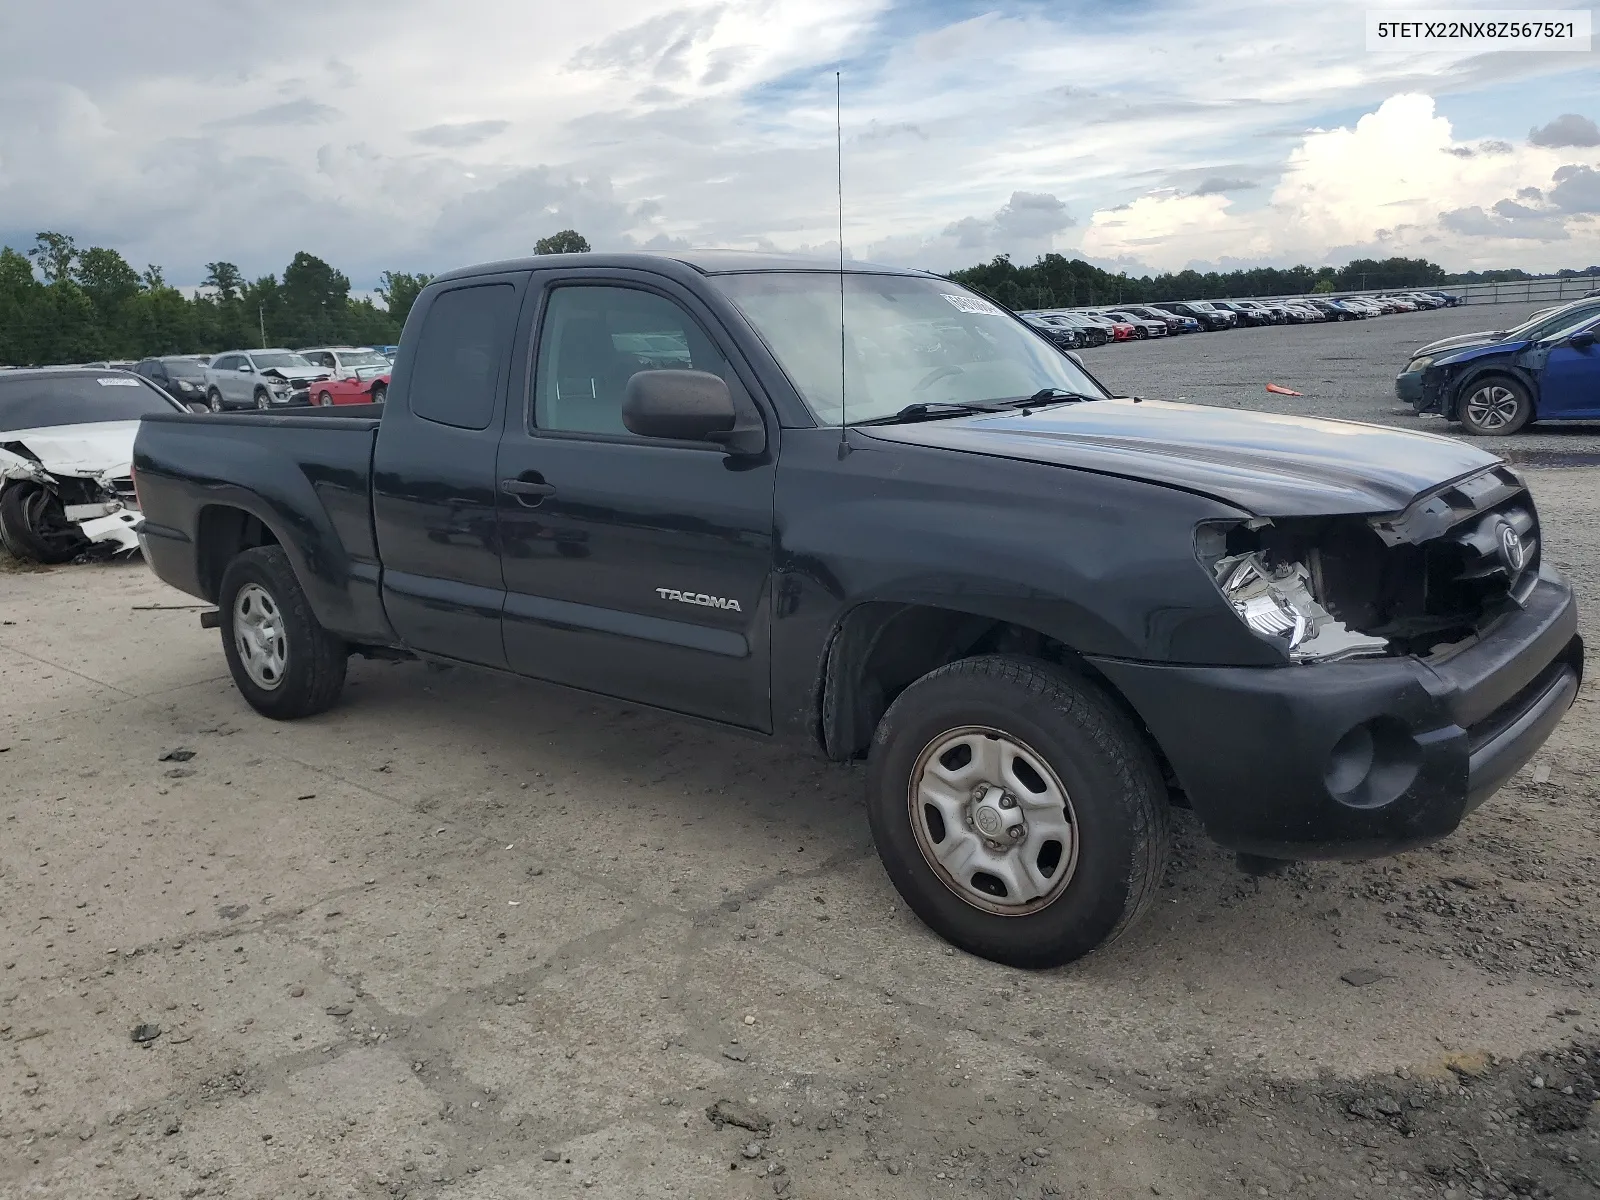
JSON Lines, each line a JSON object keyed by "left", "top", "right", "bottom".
{"left": 1213, "top": 551, "right": 1390, "bottom": 663}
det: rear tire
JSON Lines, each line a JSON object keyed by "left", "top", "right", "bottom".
{"left": 865, "top": 655, "right": 1169, "bottom": 969}
{"left": 0, "top": 483, "right": 88, "bottom": 564}
{"left": 218, "top": 546, "right": 347, "bottom": 719}
{"left": 1457, "top": 375, "right": 1532, "bottom": 436}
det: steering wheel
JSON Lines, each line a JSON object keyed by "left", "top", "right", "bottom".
{"left": 912, "top": 365, "right": 965, "bottom": 393}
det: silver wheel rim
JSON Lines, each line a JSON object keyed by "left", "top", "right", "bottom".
{"left": 909, "top": 726, "right": 1079, "bottom": 916}
{"left": 1465, "top": 385, "right": 1520, "bottom": 431}
{"left": 256, "top": 393, "right": 269, "bottom": 410}
{"left": 319, "top": 392, "right": 332, "bottom": 406}
{"left": 209, "top": 394, "right": 221, "bottom": 412}
{"left": 233, "top": 582, "right": 287, "bottom": 690}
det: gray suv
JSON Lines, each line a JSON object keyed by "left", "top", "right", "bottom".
{"left": 203, "top": 350, "right": 329, "bottom": 411}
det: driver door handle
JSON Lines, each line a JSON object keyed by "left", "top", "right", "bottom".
{"left": 500, "top": 477, "right": 557, "bottom": 507}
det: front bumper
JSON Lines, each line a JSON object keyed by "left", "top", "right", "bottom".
{"left": 1091, "top": 569, "right": 1582, "bottom": 860}
{"left": 1394, "top": 369, "right": 1424, "bottom": 404}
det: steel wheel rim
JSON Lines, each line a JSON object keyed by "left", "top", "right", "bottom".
{"left": 1465, "top": 385, "right": 1520, "bottom": 430}
{"left": 233, "top": 582, "right": 287, "bottom": 690}
{"left": 908, "top": 725, "right": 1079, "bottom": 916}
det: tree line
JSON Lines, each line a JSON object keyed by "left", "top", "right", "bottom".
{"left": 2, "top": 225, "right": 1593, "bottom": 366}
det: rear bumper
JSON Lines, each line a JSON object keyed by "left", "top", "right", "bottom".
{"left": 1091, "top": 569, "right": 1582, "bottom": 860}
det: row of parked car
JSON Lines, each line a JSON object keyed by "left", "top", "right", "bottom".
{"left": 62, "top": 346, "right": 399, "bottom": 412}
{"left": 1021, "top": 291, "right": 1462, "bottom": 349}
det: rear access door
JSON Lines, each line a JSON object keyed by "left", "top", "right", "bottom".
{"left": 494, "top": 268, "right": 778, "bottom": 730}
{"left": 372, "top": 271, "right": 530, "bottom": 667}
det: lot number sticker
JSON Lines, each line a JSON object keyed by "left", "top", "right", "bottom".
{"left": 96, "top": 378, "right": 142, "bottom": 386}
{"left": 941, "top": 293, "right": 1003, "bottom": 316}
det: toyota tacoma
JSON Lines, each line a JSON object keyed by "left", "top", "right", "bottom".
{"left": 131, "top": 252, "right": 1582, "bottom": 968}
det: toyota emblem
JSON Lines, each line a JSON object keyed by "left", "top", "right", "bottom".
{"left": 1498, "top": 523, "right": 1526, "bottom": 575}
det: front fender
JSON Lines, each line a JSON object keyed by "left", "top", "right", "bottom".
{"left": 1442, "top": 358, "right": 1539, "bottom": 420}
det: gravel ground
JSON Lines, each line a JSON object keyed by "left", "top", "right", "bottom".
{"left": 2, "top": 305, "right": 1597, "bottom": 1199}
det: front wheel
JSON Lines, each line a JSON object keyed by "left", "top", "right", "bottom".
{"left": 0, "top": 483, "right": 88, "bottom": 564}
{"left": 1458, "top": 375, "right": 1532, "bottom": 436}
{"left": 208, "top": 389, "right": 224, "bottom": 413}
{"left": 866, "top": 655, "right": 1169, "bottom": 969}
{"left": 218, "top": 546, "right": 348, "bottom": 719}
{"left": 254, "top": 390, "right": 271, "bottom": 411}
{"left": 317, "top": 390, "right": 333, "bottom": 407}
{"left": 370, "top": 382, "right": 387, "bottom": 404}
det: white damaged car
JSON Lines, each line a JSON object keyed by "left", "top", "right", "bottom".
{"left": 0, "top": 368, "right": 188, "bottom": 563}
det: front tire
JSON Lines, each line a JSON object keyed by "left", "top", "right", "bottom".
{"left": 218, "top": 546, "right": 347, "bottom": 719}
{"left": 254, "top": 390, "right": 271, "bottom": 411}
{"left": 866, "top": 655, "right": 1169, "bottom": 969}
{"left": 317, "top": 390, "right": 333, "bottom": 407}
{"left": 370, "top": 382, "right": 387, "bottom": 404}
{"left": 0, "top": 483, "right": 88, "bottom": 564}
{"left": 208, "top": 389, "right": 224, "bottom": 413}
{"left": 1457, "top": 375, "right": 1532, "bottom": 436}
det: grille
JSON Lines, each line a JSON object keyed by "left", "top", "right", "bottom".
{"left": 1423, "top": 493, "right": 1539, "bottom": 627}
{"left": 109, "top": 476, "right": 138, "bottom": 501}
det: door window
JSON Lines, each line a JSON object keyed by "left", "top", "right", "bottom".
{"left": 533, "top": 286, "right": 729, "bottom": 436}
{"left": 409, "top": 284, "right": 517, "bottom": 430}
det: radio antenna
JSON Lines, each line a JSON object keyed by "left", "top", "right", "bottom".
{"left": 836, "top": 69, "right": 850, "bottom": 459}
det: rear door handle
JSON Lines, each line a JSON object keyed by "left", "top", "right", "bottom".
{"left": 500, "top": 478, "right": 556, "bottom": 507}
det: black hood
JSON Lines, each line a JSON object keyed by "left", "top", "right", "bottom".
{"left": 859, "top": 399, "right": 1500, "bottom": 517}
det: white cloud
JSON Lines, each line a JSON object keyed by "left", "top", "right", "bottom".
{"left": 0, "top": 1, "right": 1596, "bottom": 282}
{"left": 1080, "top": 95, "right": 1600, "bottom": 272}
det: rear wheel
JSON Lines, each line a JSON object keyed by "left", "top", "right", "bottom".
{"left": 0, "top": 483, "right": 88, "bottom": 564}
{"left": 865, "top": 655, "right": 1169, "bottom": 968}
{"left": 218, "top": 546, "right": 347, "bottom": 719}
{"left": 1458, "top": 375, "right": 1532, "bottom": 436}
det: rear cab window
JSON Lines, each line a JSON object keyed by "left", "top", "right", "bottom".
{"left": 407, "top": 284, "right": 519, "bottom": 430}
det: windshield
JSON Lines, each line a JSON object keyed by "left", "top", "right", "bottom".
{"left": 252, "top": 352, "right": 314, "bottom": 370}
{"left": 0, "top": 374, "right": 178, "bottom": 430}
{"left": 339, "top": 350, "right": 390, "bottom": 368}
{"left": 162, "top": 359, "right": 208, "bottom": 379}
{"left": 714, "top": 273, "right": 1106, "bottom": 425}
{"left": 1509, "top": 300, "right": 1600, "bottom": 341}
{"left": 1186, "top": 301, "right": 1216, "bottom": 312}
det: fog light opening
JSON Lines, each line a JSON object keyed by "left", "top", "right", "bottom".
{"left": 1325, "top": 718, "right": 1422, "bottom": 810}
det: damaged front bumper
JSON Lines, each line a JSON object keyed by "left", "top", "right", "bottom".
{"left": 1090, "top": 568, "right": 1582, "bottom": 860}
{"left": 1, "top": 449, "right": 144, "bottom": 555}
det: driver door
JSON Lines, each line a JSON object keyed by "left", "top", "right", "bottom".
{"left": 1535, "top": 319, "right": 1600, "bottom": 418}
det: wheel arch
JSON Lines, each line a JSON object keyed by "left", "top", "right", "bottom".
{"left": 815, "top": 601, "right": 1174, "bottom": 790}
{"left": 1445, "top": 362, "right": 1539, "bottom": 421}
{"left": 194, "top": 503, "right": 282, "bottom": 602}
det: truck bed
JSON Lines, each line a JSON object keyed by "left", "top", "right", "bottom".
{"left": 134, "top": 408, "right": 393, "bottom": 645}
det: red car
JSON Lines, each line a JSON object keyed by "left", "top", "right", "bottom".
{"left": 311, "top": 372, "right": 389, "bottom": 406}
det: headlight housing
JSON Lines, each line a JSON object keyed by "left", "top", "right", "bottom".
{"left": 1404, "top": 356, "right": 1433, "bottom": 374}
{"left": 177, "top": 379, "right": 196, "bottom": 392}
{"left": 1210, "top": 549, "right": 1390, "bottom": 663}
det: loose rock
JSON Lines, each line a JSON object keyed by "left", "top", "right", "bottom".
{"left": 130, "top": 1023, "right": 161, "bottom": 1043}
{"left": 706, "top": 1099, "right": 772, "bottom": 1134}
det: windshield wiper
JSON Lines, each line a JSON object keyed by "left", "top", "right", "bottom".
{"left": 848, "top": 401, "right": 1007, "bottom": 426}
{"left": 996, "top": 388, "right": 1102, "bottom": 409}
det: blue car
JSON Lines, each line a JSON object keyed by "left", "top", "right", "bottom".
{"left": 1412, "top": 307, "right": 1600, "bottom": 434}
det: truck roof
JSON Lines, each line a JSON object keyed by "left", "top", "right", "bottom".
{"left": 430, "top": 249, "right": 931, "bottom": 285}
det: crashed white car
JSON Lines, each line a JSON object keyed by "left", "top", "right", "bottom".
{"left": 0, "top": 368, "right": 187, "bottom": 563}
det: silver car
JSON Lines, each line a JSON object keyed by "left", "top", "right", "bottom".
{"left": 202, "top": 349, "right": 329, "bottom": 412}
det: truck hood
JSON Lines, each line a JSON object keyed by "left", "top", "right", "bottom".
{"left": 858, "top": 398, "right": 1500, "bottom": 517}
{"left": 0, "top": 420, "right": 137, "bottom": 477}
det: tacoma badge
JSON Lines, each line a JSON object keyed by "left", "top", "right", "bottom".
{"left": 656, "top": 587, "right": 742, "bottom": 612}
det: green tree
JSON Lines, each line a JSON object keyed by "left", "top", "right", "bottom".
{"left": 29, "top": 231, "right": 78, "bottom": 284}
{"left": 203, "top": 261, "right": 245, "bottom": 300}
{"left": 534, "top": 229, "right": 591, "bottom": 254}
{"left": 280, "top": 251, "right": 350, "bottom": 344}
{"left": 1312, "top": 278, "right": 1335, "bottom": 293}
{"left": 75, "top": 246, "right": 142, "bottom": 331}
{"left": 376, "top": 270, "right": 432, "bottom": 330}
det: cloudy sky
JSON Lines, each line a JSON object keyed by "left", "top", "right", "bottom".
{"left": 1, "top": 0, "right": 1597, "bottom": 290}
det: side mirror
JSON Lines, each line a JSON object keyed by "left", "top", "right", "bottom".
{"left": 623, "top": 370, "right": 737, "bottom": 442}
{"left": 238, "top": 363, "right": 253, "bottom": 372}
{"left": 1569, "top": 330, "right": 1596, "bottom": 350}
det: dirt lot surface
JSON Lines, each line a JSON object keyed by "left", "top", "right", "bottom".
{"left": 3, "top": 306, "right": 1598, "bottom": 1199}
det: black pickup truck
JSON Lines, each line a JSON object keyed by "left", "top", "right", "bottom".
{"left": 132, "top": 251, "right": 1582, "bottom": 968}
